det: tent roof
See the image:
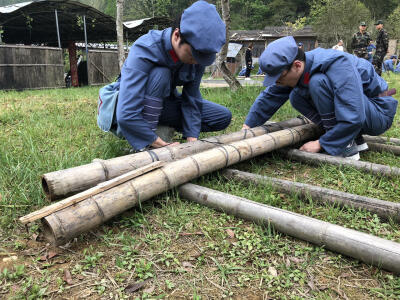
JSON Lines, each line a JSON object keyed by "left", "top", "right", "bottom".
{"left": 0, "top": 0, "right": 171, "bottom": 45}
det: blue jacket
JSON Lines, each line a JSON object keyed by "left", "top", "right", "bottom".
{"left": 103, "top": 28, "right": 205, "bottom": 150}
{"left": 383, "top": 59, "right": 395, "bottom": 72}
{"left": 245, "top": 48, "right": 397, "bottom": 155}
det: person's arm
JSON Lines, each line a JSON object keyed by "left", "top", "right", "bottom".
{"left": 383, "top": 31, "right": 389, "bottom": 53}
{"left": 180, "top": 65, "right": 205, "bottom": 140}
{"left": 350, "top": 34, "right": 356, "bottom": 53}
{"left": 116, "top": 43, "right": 160, "bottom": 150}
{"left": 244, "top": 85, "right": 291, "bottom": 128}
{"left": 318, "top": 55, "right": 364, "bottom": 155}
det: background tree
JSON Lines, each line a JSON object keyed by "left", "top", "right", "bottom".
{"left": 310, "top": 0, "right": 371, "bottom": 50}
{"left": 387, "top": 5, "right": 400, "bottom": 40}
{"left": 116, "top": 0, "right": 125, "bottom": 70}
{"left": 360, "top": 0, "right": 398, "bottom": 19}
{"left": 216, "top": 0, "right": 241, "bottom": 91}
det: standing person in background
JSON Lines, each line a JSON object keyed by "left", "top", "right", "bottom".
{"left": 332, "top": 40, "right": 344, "bottom": 51}
{"left": 298, "top": 42, "right": 304, "bottom": 50}
{"left": 367, "top": 41, "right": 376, "bottom": 63}
{"left": 351, "top": 22, "right": 371, "bottom": 59}
{"left": 372, "top": 20, "right": 389, "bottom": 76}
{"left": 245, "top": 43, "right": 253, "bottom": 80}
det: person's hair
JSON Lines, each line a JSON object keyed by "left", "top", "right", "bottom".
{"left": 294, "top": 48, "right": 305, "bottom": 62}
{"left": 248, "top": 43, "right": 253, "bottom": 49}
{"left": 171, "top": 14, "right": 188, "bottom": 46}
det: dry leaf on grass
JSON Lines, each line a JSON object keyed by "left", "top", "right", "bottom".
{"left": 2, "top": 256, "right": 18, "bottom": 263}
{"left": 226, "top": 229, "right": 235, "bottom": 239}
{"left": 179, "top": 231, "right": 204, "bottom": 236}
{"left": 143, "top": 285, "right": 155, "bottom": 294}
{"left": 125, "top": 279, "right": 150, "bottom": 294}
{"left": 63, "top": 269, "right": 73, "bottom": 285}
{"left": 268, "top": 266, "right": 278, "bottom": 277}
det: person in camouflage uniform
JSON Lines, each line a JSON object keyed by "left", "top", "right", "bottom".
{"left": 351, "top": 22, "right": 371, "bottom": 59}
{"left": 372, "top": 20, "right": 389, "bottom": 76}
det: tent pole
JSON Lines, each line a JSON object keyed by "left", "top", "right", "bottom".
{"left": 54, "top": 9, "right": 61, "bottom": 48}
{"left": 83, "top": 14, "right": 89, "bottom": 85}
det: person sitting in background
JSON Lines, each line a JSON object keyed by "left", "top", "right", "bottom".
{"left": 332, "top": 40, "right": 344, "bottom": 51}
{"left": 97, "top": 1, "right": 232, "bottom": 151}
{"left": 367, "top": 41, "right": 376, "bottom": 63}
{"left": 245, "top": 43, "right": 253, "bottom": 80}
{"left": 298, "top": 42, "right": 304, "bottom": 50}
{"left": 382, "top": 55, "right": 398, "bottom": 72}
{"left": 242, "top": 36, "right": 397, "bottom": 161}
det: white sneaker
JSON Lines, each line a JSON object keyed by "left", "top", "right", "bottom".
{"left": 244, "top": 77, "right": 251, "bottom": 81}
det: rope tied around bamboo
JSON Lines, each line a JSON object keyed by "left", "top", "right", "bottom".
{"left": 38, "top": 123, "right": 321, "bottom": 246}
{"left": 41, "top": 117, "right": 312, "bottom": 200}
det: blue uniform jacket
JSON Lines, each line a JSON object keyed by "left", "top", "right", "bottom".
{"left": 115, "top": 28, "right": 205, "bottom": 150}
{"left": 383, "top": 59, "right": 395, "bottom": 72}
{"left": 245, "top": 48, "right": 397, "bottom": 155}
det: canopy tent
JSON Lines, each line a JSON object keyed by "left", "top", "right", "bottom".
{"left": 0, "top": 0, "right": 172, "bottom": 46}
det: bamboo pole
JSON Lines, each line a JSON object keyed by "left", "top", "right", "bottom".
{"left": 222, "top": 169, "right": 400, "bottom": 222}
{"left": 367, "top": 143, "right": 400, "bottom": 156}
{"left": 41, "top": 124, "right": 320, "bottom": 245}
{"left": 20, "top": 162, "right": 165, "bottom": 224}
{"left": 178, "top": 183, "right": 400, "bottom": 274}
{"left": 42, "top": 117, "right": 312, "bottom": 200}
{"left": 363, "top": 135, "right": 400, "bottom": 146}
{"left": 281, "top": 149, "right": 400, "bottom": 177}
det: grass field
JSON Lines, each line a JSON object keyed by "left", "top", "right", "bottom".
{"left": 1, "top": 73, "right": 400, "bottom": 299}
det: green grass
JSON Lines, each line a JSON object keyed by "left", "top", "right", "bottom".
{"left": 0, "top": 75, "right": 400, "bottom": 299}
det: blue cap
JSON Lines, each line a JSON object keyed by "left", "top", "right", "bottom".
{"left": 298, "top": 42, "right": 303, "bottom": 46}
{"left": 180, "top": 1, "right": 226, "bottom": 66}
{"left": 260, "top": 36, "right": 298, "bottom": 87}
{"left": 390, "top": 55, "right": 397, "bottom": 59}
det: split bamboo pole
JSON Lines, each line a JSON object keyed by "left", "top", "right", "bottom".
{"left": 178, "top": 183, "right": 400, "bottom": 274}
{"left": 222, "top": 169, "right": 400, "bottom": 222}
{"left": 42, "top": 117, "right": 312, "bottom": 201}
{"left": 363, "top": 135, "right": 400, "bottom": 146}
{"left": 366, "top": 143, "right": 400, "bottom": 156}
{"left": 41, "top": 123, "right": 320, "bottom": 245}
{"left": 281, "top": 149, "right": 400, "bottom": 177}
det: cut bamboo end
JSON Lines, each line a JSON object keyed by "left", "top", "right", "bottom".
{"left": 37, "top": 123, "right": 320, "bottom": 245}
{"left": 21, "top": 161, "right": 165, "bottom": 225}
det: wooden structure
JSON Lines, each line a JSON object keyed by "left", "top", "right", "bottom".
{"left": 229, "top": 26, "right": 318, "bottom": 60}
{"left": 0, "top": 44, "right": 63, "bottom": 90}
{"left": 0, "top": 1, "right": 171, "bottom": 90}
{"left": 87, "top": 49, "right": 121, "bottom": 86}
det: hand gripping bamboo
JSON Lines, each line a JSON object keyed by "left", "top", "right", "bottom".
{"left": 41, "top": 117, "right": 311, "bottom": 200}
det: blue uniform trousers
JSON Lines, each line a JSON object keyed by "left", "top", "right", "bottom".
{"left": 290, "top": 73, "right": 394, "bottom": 142}
{"left": 115, "top": 66, "right": 231, "bottom": 139}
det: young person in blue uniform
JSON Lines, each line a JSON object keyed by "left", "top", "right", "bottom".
{"left": 242, "top": 36, "right": 397, "bottom": 160}
{"left": 382, "top": 55, "right": 398, "bottom": 72}
{"left": 97, "top": 1, "right": 232, "bottom": 151}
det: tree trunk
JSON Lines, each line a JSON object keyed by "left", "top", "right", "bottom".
{"left": 116, "top": 0, "right": 125, "bottom": 70}
{"left": 216, "top": 0, "right": 241, "bottom": 91}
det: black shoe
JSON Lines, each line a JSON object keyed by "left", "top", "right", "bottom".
{"left": 340, "top": 140, "right": 360, "bottom": 160}
{"left": 355, "top": 135, "right": 368, "bottom": 152}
